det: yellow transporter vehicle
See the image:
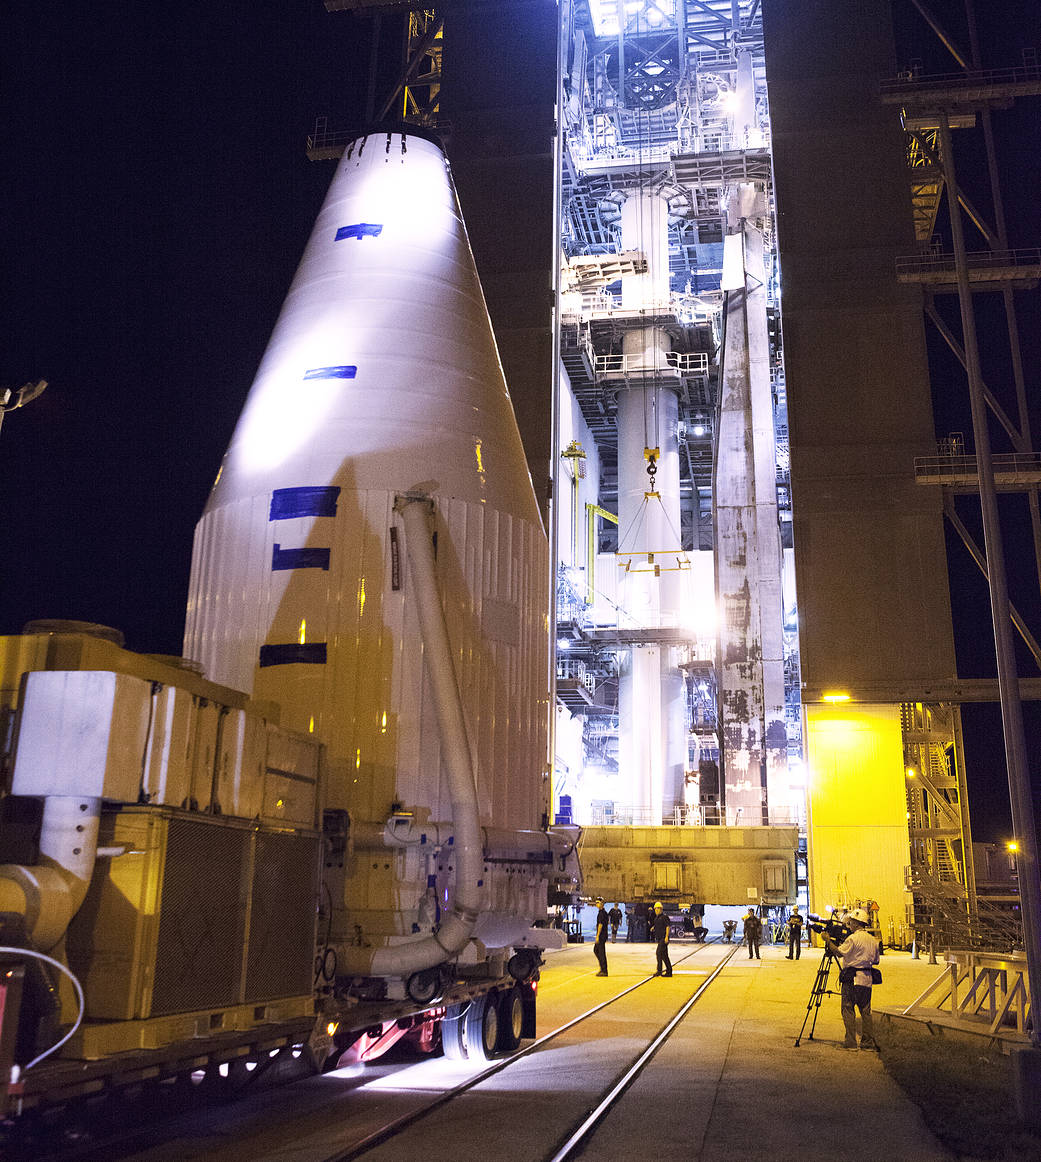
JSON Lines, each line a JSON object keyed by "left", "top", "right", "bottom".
{"left": 0, "top": 129, "right": 582, "bottom": 1124}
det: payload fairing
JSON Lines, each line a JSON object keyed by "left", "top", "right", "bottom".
{"left": 185, "top": 130, "right": 562, "bottom": 977}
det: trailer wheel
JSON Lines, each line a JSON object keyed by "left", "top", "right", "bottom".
{"left": 441, "top": 1003, "right": 468, "bottom": 1060}
{"left": 495, "top": 986, "right": 523, "bottom": 1052}
{"left": 462, "top": 994, "right": 498, "bottom": 1062}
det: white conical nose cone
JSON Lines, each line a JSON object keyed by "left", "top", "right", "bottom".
{"left": 209, "top": 130, "right": 539, "bottom": 521}
{"left": 185, "top": 131, "right": 548, "bottom": 838}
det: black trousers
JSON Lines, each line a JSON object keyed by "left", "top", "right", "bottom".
{"left": 656, "top": 941, "right": 672, "bottom": 975}
{"left": 594, "top": 940, "right": 608, "bottom": 973}
{"left": 746, "top": 931, "right": 760, "bottom": 958}
{"left": 788, "top": 930, "right": 801, "bottom": 958}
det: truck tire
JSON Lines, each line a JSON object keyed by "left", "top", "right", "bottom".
{"left": 462, "top": 993, "right": 498, "bottom": 1062}
{"left": 441, "top": 1003, "right": 468, "bottom": 1060}
{"left": 495, "top": 986, "right": 524, "bottom": 1052}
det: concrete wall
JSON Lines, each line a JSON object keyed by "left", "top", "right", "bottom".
{"left": 764, "top": 0, "right": 957, "bottom": 695}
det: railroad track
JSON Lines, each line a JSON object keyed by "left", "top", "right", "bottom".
{"left": 325, "top": 938, "right": 742, "bottom": 1162}
{"left": 11, "top": 939, "right": 743, "bottom": 1161}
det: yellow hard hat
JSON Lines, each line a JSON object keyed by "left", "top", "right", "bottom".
{"left": 653, "top": 902, "right": 663, "bottom": 911}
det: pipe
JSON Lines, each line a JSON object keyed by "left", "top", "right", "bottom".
{"left": 335, "top": 496, "right": 484, "bottom": 977}
{"left": 352, "top": 816, "right": 578, "bottom": 866}
{"left": 0, "top": 796, "right": 101, "bottom": 952}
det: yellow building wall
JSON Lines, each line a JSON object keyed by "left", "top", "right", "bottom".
{"left": 805, "top": 702, "right": 911, "bottom": 940}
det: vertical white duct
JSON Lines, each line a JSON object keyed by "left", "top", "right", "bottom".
{"left": 614, "top": 190, "right": 687, "bottom": 822}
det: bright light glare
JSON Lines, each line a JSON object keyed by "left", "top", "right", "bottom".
{"left": 237, "top": 374, "right": 343, "bottom": 475}
{"left": 821, "top": 691, "right": 851, "bottom": 703}
{"left": 587, "top": 0, "right": 675, "bottom": 37}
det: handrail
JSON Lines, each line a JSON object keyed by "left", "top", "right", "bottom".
{"left": 881, "top": 64, "right": 1041, "bottom": 93}
{"left": 915, "top": 452, "right": 1041, "bottom": 479}
{"left": 593, "top": 351, "right": 709, "bottom": 376}
{"left": 896, "top": 247, "right": 1041, "bottom": 274}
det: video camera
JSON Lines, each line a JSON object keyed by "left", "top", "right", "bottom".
{"left": 806, "top": 912, "right": 851, "bottom": 945}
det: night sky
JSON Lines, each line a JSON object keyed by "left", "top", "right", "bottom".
{"left": 2, "top": 1, "right": 1039, "bottom": 842}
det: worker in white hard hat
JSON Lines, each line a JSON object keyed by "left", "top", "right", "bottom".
{"left": 651, "top": 902, "right": 673, "bottom": 977}
{"left": 786, "top": 905, "right": 804, "bottom": 960}
{"left": 824, "top": 907, "right": 881, "bottom": 1049}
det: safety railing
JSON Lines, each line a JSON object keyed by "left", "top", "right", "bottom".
{"left": 589, "top": 803, "right": 800, "bottom": 827}
{"left": 914, "top": 452, "right": 1041, "bottom": 481}
{"left": 901, "top": 950, "right": 1032, "bottom": 1041}
{"left": 896, "top": 248, "right": 1041, "bottom": 277}
{"left": 880, "top": 63, "right": 1041, "bottom": 95}
{"left": 593, "top": 351, "right": 709, "bottom": 377}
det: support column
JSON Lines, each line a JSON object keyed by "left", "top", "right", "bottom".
{"left": 714, "top": 219, "right": 788, "bottom": 824}
{"left": 615, "top": 189, "right": 687, "bottom": 823}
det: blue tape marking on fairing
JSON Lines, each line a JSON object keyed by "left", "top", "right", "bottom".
{"left": 269, "top": 486, "right": 340, "bottom": 520}
{"left": 271, "top": 545, "right": 331, "bottom": 571}
{"left": 335, "top": 223, "right": 383, "bottom": 241}
{"left": 259, "top": 643, "right": 328, "bottom": 667}
{"left": 304, "top": 366, "right": 357, "bottom": 380}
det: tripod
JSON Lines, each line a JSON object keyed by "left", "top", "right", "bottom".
{"left": 794, "top": 949, "right": 837, "bottom": 1046}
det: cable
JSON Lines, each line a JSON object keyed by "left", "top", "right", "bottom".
{"left": 0, "top": 946, "right": 85, "bottom": 1070}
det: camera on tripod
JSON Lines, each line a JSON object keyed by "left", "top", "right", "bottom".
{"left": 806, "top": 912, "right": 850, "bottom": 947}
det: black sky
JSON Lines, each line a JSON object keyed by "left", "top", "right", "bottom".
{"left": 2, "top": 1, "right": 1040, "bottom": 842}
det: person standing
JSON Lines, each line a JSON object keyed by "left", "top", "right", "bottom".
{"left": 593, "top": 897, "right": 609, "bottom": 976}
{"left": 651, "top": 901, "right": 672, "bottom": 976}
{"left": 743, "top": 908, "right": 762, "bottom": 959}
{"left": 608, "top": 903, "right": 623, "bottom": 942}
{"left": 786, "top": 906, "right": 804, "bottom": 959}
{"left": 825, "top": 907, "right": 880, "bottom": 1048}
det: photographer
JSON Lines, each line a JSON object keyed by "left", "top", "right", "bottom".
{"left": 823, "top": 907, "right": 880, "bottom": 1049}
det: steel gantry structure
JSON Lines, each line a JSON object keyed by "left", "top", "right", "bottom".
{"left": 305, "top": 0, "right": 1040, "bottom": 952}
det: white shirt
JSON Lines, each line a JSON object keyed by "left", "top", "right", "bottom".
{"left": 836, "top": 928, "right": 880, "bottom": 987}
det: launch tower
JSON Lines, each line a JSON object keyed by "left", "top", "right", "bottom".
{"left": 307, "top": 0, "right": 1041, "bottom": 942}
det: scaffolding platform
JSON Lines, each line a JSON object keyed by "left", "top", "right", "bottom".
{"left": 914, "top": 452, "right": 1041, "bottom": 490}
{"left": 880, "top": 64, "right": 1041, "bottom": 108}
{"left": 671, "top": 146, "right": 772, "bottom": 189}
{"left": 896, "top": 247, "right": 1041, "bottom": 290}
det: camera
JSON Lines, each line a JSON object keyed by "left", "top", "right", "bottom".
{"left": 806, "top": 913, "right": 850, "bottom": 945}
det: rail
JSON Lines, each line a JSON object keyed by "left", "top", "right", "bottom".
{"left": 326, "top": 940, "right": 739, "bottom": 1162}
{"left": 896, "top": 247, "right": 1041, "bottom": 277}
{"left": 914, "top": 452, "right": 1041, "bottom": 481}
{"left": 590, "top": 803, "right": 800, "bottom": 827}
{"left": 593, "top": 351, "right": 709, "bottom": 377}
{"left": 880, "top": 64, "right": 1041, "bottom": 95}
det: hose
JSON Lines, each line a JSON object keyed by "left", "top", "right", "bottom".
{"left": 0, "top": 946, "right": 85, "bottom": 1071}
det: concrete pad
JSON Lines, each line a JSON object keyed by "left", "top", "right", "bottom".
{"left": 573, "top": 943, "right": 956, "bottom": 1160}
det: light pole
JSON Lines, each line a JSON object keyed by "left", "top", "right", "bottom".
{"left": 0, "top": 380, "right": 47, "bottom": 437}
